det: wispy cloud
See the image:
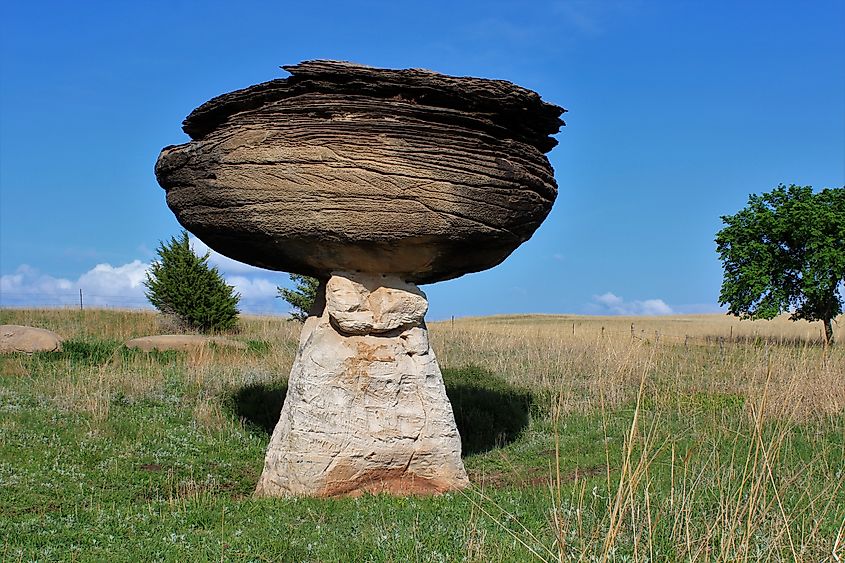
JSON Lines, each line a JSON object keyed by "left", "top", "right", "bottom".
{"left": 552, "top": 0, "right": 641, "bottom": 36}
{"left": 1, "top": 243, "right": 287, "bottom": 314}
{"left": 587, "top": 291, "right": 674, "bottom": 315}
{"left": 0, "top": 262, "right": 150, "bottom": 308}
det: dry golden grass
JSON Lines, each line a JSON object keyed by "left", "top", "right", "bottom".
{"left": 2, "top": 308, "right": 842, "bottom": 422}
{"left": 429, "top": 313, "right": 844, "bottom": 419}
{"left": 0, "top": 307, "right": 159, "bottom": 340}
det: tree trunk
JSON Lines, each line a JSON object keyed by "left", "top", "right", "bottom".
{"left": 823, "top": 317, "right": 834, "bottom": 346}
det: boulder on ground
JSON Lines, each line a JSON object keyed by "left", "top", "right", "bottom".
{"left": 0, "top": 325, "right": 62, "bottom": 353}
{"left": 125, "top": 335, "right": 246, "bottom": 352}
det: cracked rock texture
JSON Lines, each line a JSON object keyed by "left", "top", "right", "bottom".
{"left": 325, "top": 272, "right": 428, "bottom": 335}
{"left": 255, "top": 273, "right": 468, "bottom": 497}
{"left": 155, "top": 60, "right": 565, "bottom": 283}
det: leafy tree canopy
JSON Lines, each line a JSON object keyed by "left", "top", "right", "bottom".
{"left": 715, "top": 184, "right": 844, "bottom": 344}
{"left": 278, "top": 274, "right": 320, "bottom": 322}
{"left": 144, "top": 230, "right": 240, "bottom": 333}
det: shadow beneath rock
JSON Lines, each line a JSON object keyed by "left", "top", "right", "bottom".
{"left": 443, "top": 366, "right": 532, "bottom": 456}
{"left": 225, "top": 366, "right": 532, "bottom": 457}
{"left": 227, "top": 382, "right": 288, "bottom": 435}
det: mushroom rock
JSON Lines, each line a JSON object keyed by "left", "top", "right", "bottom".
{"left": 154, "top": 60, "right": 565, "bottom": 497}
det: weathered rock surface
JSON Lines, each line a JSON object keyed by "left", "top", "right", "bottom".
{"left": 0, "top": 325, "right": 62, "bottom": 353}
{"left": 125, "top": 334, "right": 246, "bottom": 352}
{"left": 155, "top": 60, "right": 565, "bottom": 283}
{"left": 255, "top": 272, "right": 468, "bottom": 497}
{"left": 325, "top": 272, "right": 428, "bottom": 335}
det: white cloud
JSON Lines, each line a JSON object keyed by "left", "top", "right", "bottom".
{"left": 78, "top": 261, "right": 149, "bottom": 294}
{"left": 588, "top": 291, "right": 674, "bottom": 316}
{"left": 595, "top": 292, "right": 623, "bottom": 307}
{"left": 225, "top": 275, "right": 285, "bottom": 314}
{"left": 638, "top": 299, "right": 674, "bottom": 316}
{"left": 1, "top": 262, "right": 151, "bottom": 308}
{"left": 1, "top": 254, "right": 287, "bottom": 315}
{"left": 187, "top": 236, "right": 286, "bottom": 313}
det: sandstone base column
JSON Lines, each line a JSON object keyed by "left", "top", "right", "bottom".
{"left": 255, "top": 272, "right": 469, "bottom": 497}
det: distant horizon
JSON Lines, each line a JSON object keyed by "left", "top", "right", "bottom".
{"left": 9, "top": 303, "right": 843, "bottom": 324}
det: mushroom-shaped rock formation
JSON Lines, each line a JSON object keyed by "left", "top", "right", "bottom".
{"left": 155, "top": 60, "right": 564, "bottom": 497}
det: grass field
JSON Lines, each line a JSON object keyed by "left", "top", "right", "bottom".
{"left": 0, "top": 308, "right": 843, "bottom": 561}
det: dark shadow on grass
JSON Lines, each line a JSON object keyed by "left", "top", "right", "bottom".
{"left": 226, "top": 381, "right": 288, "bottom": 435}
{"left": 225, "top": 365, "right": 531, "bottom": 456}
{"left": 443, "top": 366, "right": 532, "bottom": 455}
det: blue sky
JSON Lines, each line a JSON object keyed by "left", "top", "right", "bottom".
{"left": 1, "top": 1, "right": 843, "bottom": 319}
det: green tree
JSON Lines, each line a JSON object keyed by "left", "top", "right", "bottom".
{"left": 278, "top": 274, "right": 320, "bottom": 322}
{"left": 715, "top": 184, "right": 844, "bottom": 345}
{"left": 144, "top": 230, "right": 240, "bottom": 333}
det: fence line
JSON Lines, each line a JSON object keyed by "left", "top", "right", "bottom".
{"left": 0, "top": 289, "right": 287, "bottom": 317}
{"left": 551, "top": 321, "right": 832, "bottom": 349}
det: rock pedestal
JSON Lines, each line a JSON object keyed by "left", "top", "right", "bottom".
{"left": 255, "top": 272, "right": 468, "bottom": 497}
{"left": 0, "top": 325, "right": 62, "bottom": 354}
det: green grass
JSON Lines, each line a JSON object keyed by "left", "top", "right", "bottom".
{"left": 1, "top": 326, "right": 843, "bottom": 561}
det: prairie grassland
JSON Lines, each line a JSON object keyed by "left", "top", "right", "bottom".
{"left": 430, "top": 313, "right": 845, "bottom": 418}
{"left": 0, "top": 308, "right": 842, "bottom": 561}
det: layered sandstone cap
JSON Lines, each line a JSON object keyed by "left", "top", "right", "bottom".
{"left": 155, "top": 60, "right": 565, "bottom": 283}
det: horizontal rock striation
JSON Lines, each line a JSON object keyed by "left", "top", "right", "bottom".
{"left": 155, "top": 60, "right": 565, "bottom": 283}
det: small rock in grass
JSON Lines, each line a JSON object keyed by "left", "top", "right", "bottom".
{"left": 124, "top": 334, "right": 246, "bottom": 352}
{"left": 0, "top": 325, "right": 63, "bottom": 353}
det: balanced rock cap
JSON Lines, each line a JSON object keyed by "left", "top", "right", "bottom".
{"left": 155, "top": 60, "right": 565, "bottom": 284}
